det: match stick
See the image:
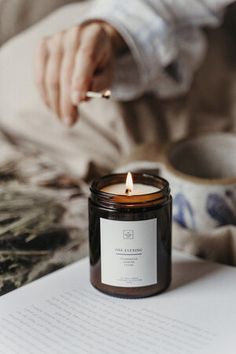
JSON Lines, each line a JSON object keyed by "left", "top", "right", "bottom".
{"left": 86, "top": 90, "right": 111, "bottom": 99}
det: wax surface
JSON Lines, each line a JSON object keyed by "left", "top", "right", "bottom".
{"left": 101, "top": 183, "right": 159, "bottom": 195}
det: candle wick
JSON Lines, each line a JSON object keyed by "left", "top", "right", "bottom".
{"left": 125, "top": 188, "right": 132, "bottom": 196}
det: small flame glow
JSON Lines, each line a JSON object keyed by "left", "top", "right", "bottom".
{"left": 103, "top": 90, "right": 111, "bottom": 99}
{"left": 125, "top": 172, "right": 133, "bottom": 195}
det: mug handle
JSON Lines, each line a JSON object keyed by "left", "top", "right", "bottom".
{"left": 114, "top": 160, "right": 165, "bottom": 177}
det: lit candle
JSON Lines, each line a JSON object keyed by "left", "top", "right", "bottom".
{"left": 101, "top": 172, "right": 159, "bottom": 196}
{"left": 89, "top": 172, "right": 172, "bottom": 298}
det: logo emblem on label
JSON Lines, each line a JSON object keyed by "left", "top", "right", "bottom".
{"left": 123, "top": 230, "right": 134, "bottom": 239}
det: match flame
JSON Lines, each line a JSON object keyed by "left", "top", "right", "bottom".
{"left": 125, "top": 172, "right": 133, "bottom": 195}
{"left": 102, "top": 90, "right": 111, "bottom": 99}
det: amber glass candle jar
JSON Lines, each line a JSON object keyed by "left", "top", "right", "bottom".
{"left": 89, "top": 173, "right": 172, "bottom": 298}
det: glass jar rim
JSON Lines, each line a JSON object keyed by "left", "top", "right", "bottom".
{"left": 90, "top": 173, "right": 170, "bottom": 208}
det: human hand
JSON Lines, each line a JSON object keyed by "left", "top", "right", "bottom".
{"left": 34, "top": 21, "right": 126, "bottom": 126}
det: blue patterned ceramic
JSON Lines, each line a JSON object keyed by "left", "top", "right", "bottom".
{"left": 117, "top": 133, "right": 236, "bottom": 231}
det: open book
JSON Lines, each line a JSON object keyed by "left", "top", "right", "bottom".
{"left": 0, "top": 251, "right": 236, "bottom": 354}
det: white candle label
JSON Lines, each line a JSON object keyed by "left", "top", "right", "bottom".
{"left": 100, "top": 218, "right": 157, "bottom": 287}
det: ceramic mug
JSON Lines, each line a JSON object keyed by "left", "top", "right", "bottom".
{"left": 116, "top": 133, "right": 236, "bottom": 232}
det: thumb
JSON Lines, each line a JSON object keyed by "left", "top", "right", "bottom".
{"left": 91, "top": 66, "right": 113, "bottom": 92}
{"left": 71, "top": 45, "right": 96, "bottom": 105}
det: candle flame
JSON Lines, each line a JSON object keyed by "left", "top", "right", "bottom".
{"left": 125, "top": 172, "right": 133, "bottom": 195}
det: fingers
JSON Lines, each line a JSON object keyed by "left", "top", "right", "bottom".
{"left": 35, "top": 34, "right": 63, "bottom": 119}
{"left": 71, "top": 24, "right": 109, "bottom": 105}
{"left": 35, "top": 29, "right": 80, "bottom": 125}
{"left": 34, "top": 22, "right": 114, "bottom": 126}
{"left": 34, "top": 39, "right": 48, "bottom": 105}
{"left": 91, "top": 65, "right": 113, "bottom": 93}
{"left": 60, "top": 27, "right": 80, "bottom": 126}
{"left": 45, "top": 33, "right": 63, "bottom": 117}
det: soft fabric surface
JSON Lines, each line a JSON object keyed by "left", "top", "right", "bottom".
{"left": 0, "top": 0, "right": 77, "bottom": 46}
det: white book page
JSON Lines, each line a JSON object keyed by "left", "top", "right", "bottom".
{"left": 0, "top": 251, "right": 236, "bottom": 354}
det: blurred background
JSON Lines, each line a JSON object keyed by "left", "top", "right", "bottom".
{"left": 0, "top": 0, "right": 79, "bottom": 46}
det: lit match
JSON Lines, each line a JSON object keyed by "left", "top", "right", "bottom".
{"left": 86, "top": 90, "right": 111, "bottom": 99}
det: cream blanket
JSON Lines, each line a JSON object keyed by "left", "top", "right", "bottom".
{"left": 0, "top": 0, "right": 76, "bottom": 46}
